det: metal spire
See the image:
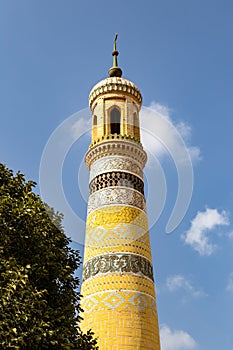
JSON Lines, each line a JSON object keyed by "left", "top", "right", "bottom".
{"left": 108, "top": 33, "right": 123, "bottom": 77}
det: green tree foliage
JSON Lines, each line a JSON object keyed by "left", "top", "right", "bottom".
{"left": 0, "top": 164, "right": 98, "bottom": 349}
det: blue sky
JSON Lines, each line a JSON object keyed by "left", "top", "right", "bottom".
{"left": 1, "top": 1, "right": 233, "bottom": 349}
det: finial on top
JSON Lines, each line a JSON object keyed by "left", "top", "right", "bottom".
{"left": 108, "top": 33, "right": 123, "bottom": 77}
{"left": 113, "top": 33, "right": 118, "bottom": 52}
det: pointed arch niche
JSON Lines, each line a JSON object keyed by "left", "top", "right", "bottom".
{"left": 109, "top": 106, "right": 121, "bottom": 134}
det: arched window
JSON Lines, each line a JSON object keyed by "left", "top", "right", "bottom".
{"left": 110, "top": 107, "right": 120, "bottom": 134}
{"left": 93, "top": 115, "right": 97, "bottom": 126}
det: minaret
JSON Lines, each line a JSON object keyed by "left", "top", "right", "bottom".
{"left": 80, "top": 35, "right": 161, "bottom": 350}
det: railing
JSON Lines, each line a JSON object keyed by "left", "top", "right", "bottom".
{"left": 89, "top": 133, "right": 141, "bottom": 149}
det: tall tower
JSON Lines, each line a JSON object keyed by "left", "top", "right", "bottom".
{"left": 81, "top": 36, "right": 161, "bottom": 350}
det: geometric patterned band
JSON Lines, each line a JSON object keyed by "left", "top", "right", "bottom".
{"left": 83, "top": 253, "right": 154, "bottom": 282}
{"left": 89, "top": 171, "right": 144, "bottom": 195}
{"left": 81, "top": 290, "right": 157, "bottom": 314}
{"left": 87, "top": 187, "right": 146, "bottom": 215}
{"left": 89, "top": 155, "right": 143, "bottom": 182}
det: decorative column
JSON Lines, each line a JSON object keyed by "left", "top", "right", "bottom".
{"left": 80, "top": 36, "right": 161, "bottom": 350}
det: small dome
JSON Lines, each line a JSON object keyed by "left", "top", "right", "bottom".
{"left": 88, "top": 76, "right": 143, "bottom": 109}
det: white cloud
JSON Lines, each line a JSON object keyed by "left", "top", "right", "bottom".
{"left": 141, "top": 102, "right": 201, "bottom": 163}
{"left": 166, "top": 274, "right": 206, "bottom": 298}
{"left": 160, "top": 324, "right": 197, "bottom": 350}
{"left": 226, "top": 272, "right": 233, "bottom": 292}
{"left": 182, "top": 208, "right": 230, "bottom": 255}
{"left": 141, "top": 103, "right": 196, "bottom": 234}
{"left": 71, "top": 117, "right": 91, "bottom": 141}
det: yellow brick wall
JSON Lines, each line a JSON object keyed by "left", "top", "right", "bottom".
{"left": 80, "top": 299, "right": 160, "bottom": 350}
{"left": 81, "top": 274, "right": 156, "bottom": 298}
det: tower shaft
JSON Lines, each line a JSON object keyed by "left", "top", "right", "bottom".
{"left": 80, "top": 44, "right": 160, "bottom": 349}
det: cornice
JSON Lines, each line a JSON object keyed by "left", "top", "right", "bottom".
{"left": 85, "top": 139, "right": 147, "bottom": 169}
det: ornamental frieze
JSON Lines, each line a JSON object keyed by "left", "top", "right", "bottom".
{"left": 90, "top": 155, "right": 143, "bottom": 182}
{"left": 82, "top": 253, "right": 154, "bottom": 282}
{"left": 87, "top": 187, "right": 146, "bottom": 214}
{"left": 87, "top": 206, "right": 148, "bottom": 230}
{"left": 89, "top": 171, "right": 144, "bottom": 195}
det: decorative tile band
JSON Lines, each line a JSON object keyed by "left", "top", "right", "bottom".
{"left": 90, "top": 155, "right": 143, "bottom": 182}
{"left": 82, "top": 253, "right": 154, "bottom": 282}
{"left": 85, "top": 223, "right": 149, "bottom": 242}
{"left": 87, "top": 187, "right": 146, "bottom": 214}
{"left": 81, "top": 290, "right": 156, "bottom": 314}
{"left": 86, "top": 206, "right": 148, "bottom": 230}
{"left": 89, "top": 171, "right": 144, "bottom": 195}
